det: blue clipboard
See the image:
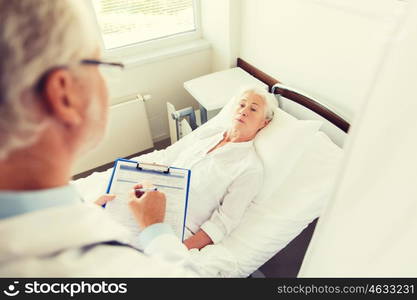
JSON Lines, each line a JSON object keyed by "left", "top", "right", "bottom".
{"left": 106, "top": 158, "right": 191, "bottom": 242}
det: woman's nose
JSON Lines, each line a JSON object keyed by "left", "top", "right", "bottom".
{"left": 239, "top": 107, "right": 249, "bottom": 116}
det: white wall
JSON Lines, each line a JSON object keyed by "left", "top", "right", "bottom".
{"left": 106, "top": 48, "right": 211, "bottom": 142}
{"left": 201, "top": 0, "right": 241, "bottom": 71}
{"left": 240, "top": 0, "right": 405, "bottom": 121}
{"left": 97, "top": 0, "right": 406, "bottom": 146}
{"left": 74, "top": 46, "right": 211, "bottom": 174}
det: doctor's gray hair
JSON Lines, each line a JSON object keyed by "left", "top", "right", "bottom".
{"left": 0, "top": 0, "right": 100, "bottom": 160}
{"left": 235, "top": 86, "right": 277, "bottom": 120}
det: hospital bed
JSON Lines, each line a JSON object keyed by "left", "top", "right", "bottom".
{"left": 73, "top": 58, "right": 349, "bottom": 277}
{"left": 234, "top": 59, "right": 348, "bottom": 277}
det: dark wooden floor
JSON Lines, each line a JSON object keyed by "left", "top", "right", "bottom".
{"left": 72, "top": 138, "right": 171, "bottom": 180}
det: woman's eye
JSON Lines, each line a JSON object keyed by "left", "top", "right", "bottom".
{"left": 240, "top": 104, "right": 245, "bottom": 108}
{"left": 251, "top": 108, "right": 257, "bottom": 112}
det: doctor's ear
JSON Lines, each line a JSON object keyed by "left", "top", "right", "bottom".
{"left": 40, "top": 68, "right": 82, "bottom": 127}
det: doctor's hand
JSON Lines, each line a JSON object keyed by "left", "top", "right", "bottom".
{"left": 128, "top": 184, "right": 166, "bottom": 230}
{"left": 94, "top": 194, "right": 116, "bottom": 206}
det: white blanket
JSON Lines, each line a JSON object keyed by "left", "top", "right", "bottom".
{"left": 72, "top": 128, "right": 342, "bottom": 278}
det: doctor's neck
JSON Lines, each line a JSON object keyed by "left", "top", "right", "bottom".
{"left": 0, "top": 128, "right": 74, "bottom": 190}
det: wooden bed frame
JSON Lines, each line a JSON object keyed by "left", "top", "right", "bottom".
{"left": 237, "top": 57, "right": 350, "bottom": 277}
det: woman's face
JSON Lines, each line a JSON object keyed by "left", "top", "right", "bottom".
{"left": 232, "top": 91, "right": 270, "bottom": 140}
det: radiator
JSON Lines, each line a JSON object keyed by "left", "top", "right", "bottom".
{"left": 72, "top": 98, "right": 154, "bottom": 175}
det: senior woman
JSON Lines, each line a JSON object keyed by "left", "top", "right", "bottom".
{"left": 138, "top": 87, "right": 277, "bottom": 250}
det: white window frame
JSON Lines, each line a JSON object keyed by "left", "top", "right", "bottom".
{"left": 88, "top": 0, "right": 202, "bottom": 60}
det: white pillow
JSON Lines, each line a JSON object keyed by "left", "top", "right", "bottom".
{"left": 216, "top": 131, "right": 343, "bottom": 277}
{"left": 199, "top": 93, "right": 326, "bottom": 192}
{"left": 209, "top": 96, "right": 322, "bottom": 194}
{"left": 254, "top": 107, "right": 322, "bottom": 200}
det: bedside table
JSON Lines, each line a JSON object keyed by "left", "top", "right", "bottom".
{"left": 184, "top": 67, "right": 268, "bottom": 124}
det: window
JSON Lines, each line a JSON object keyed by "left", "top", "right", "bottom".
{"left": 91, "top": 0, "right": 198, "bottom": 50}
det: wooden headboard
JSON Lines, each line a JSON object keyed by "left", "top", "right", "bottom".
{"left": 237, "top": 58, "right": 350, "bottom": 133}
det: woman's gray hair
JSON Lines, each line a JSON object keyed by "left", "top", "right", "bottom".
{"left": 0, "top": 0, "right": 100, "bottom": 160}
{"left": 235, "top": 86, "right": 277, "bottom": 120}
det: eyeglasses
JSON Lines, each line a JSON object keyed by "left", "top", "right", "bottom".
{"left": 36, "top": 59, "right": 125, "bottom": 93}
{"left": 80, "top": 59, "right": 124, "bottom": 70}
{"left": 81, "top": 59, "right": 125, "bottom": 84}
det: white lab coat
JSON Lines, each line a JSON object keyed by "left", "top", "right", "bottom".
{"left": 0, "top": 202, "right": 203, "bottom": 277}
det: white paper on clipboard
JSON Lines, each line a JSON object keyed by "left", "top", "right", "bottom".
{"left": 105, "top": 159, "right": 190, "bottom": 247}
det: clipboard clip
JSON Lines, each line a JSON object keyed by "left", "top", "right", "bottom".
{"left": 136, "top": 162, "right": 170, "bottom": 174}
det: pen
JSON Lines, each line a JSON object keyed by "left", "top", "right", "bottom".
{"left": 134, "top": 187, "right": 157, "bottom": 198}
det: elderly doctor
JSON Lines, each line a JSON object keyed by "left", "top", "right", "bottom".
{"left": 0, "top": 0, "right": 202, "bottom": 277}
{"left": 137, "top": 88, "right": 276, "bottom": 250}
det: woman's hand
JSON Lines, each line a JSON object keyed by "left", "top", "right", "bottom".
{"left": 94, "top": 194, "right": 116, "bottom": 206}
{"left": 183, "top": 229, "right": 213, "bottom": 250}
